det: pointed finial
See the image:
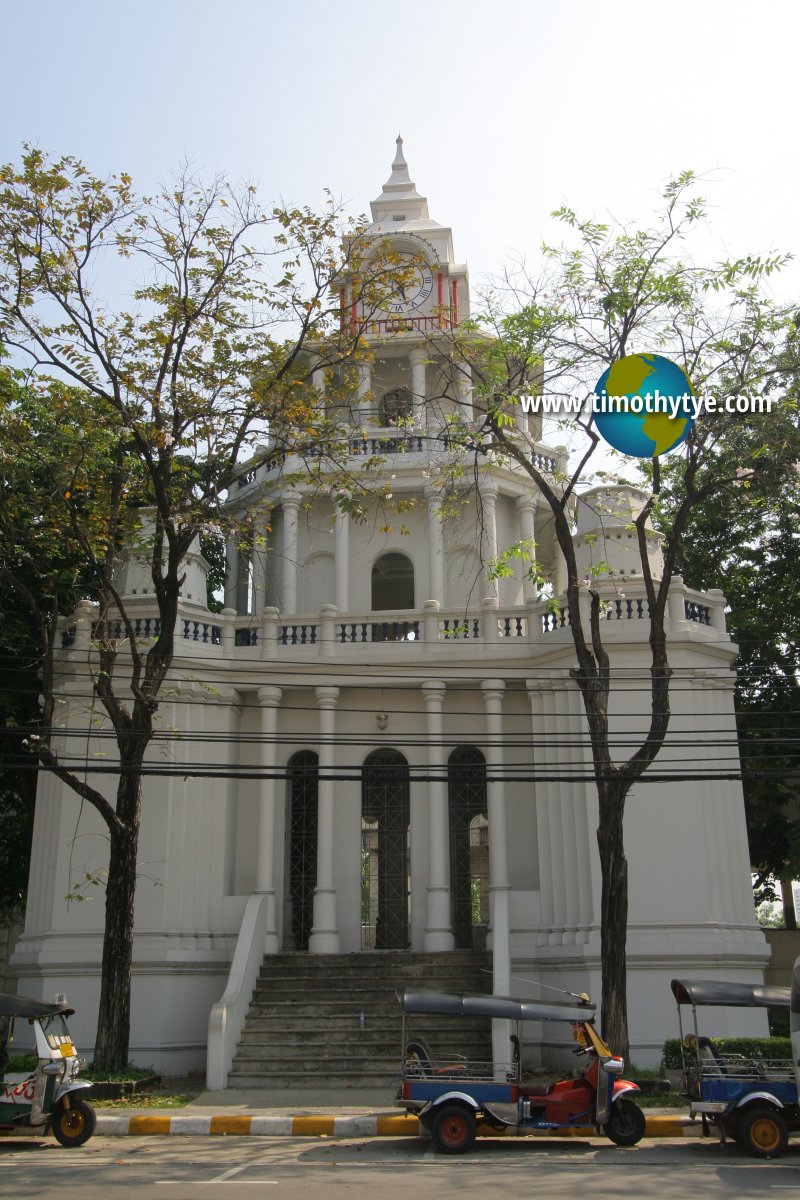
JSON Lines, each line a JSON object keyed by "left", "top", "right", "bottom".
{"left": 382, "top": 134, "right": 413, "bottom": 194}
{"left": 393, "top": 134, "right": 406, "bottom": 170}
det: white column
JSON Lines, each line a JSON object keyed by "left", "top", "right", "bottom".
{"left": 553, "top": 545, "right": 568, "bottom": 600}
{"left": 312, "top": 364, "right": 326, "bottom": 415}
{"left": 516, "top": 496, "right": 537, "bottom": 602}
{"left": 540, "top": 680, "right": 567, "bottom": 944}
{"left": 526, "top": 680, "right": 552, "bottom": 945}
{"left": 410, "top": 347, "right": 427, "bottom": 426}
{"left": 334, "top": 509, "right": 350, "bottom": 613}
{"left": 566, "top": 682, "right": 594, "bottom": 946}
{"left": 281, "top": 492, "right": 300, "bottom": 614}
{"left": 255, "top": 685, "right": 282, "bottom": 952}
{"left": 252, "top": 506, "right": 271, "bottom": 616}
{"left": 309, "top": 686, "right": 341, "bottom": 953}
{"left": 667, "top": 575, "right": 689, "bottom": 633}
{"left": 480, "top": 478, "right": 499, "bottom": 598}
{"left": 357, "top": 362, "right": 372, "bottom": 422}
{"left": 457, "top": 364, "right": 473, "bottom": 419}
{"left": 425, "top": 485, "right": 445, "bottom": 605}
{"left": 422, "top": 681, "right": 455, "bottom": 951}
{"left": 224, "top": 539, "right": 239, "bottom": 612}
{"left": 482, "top": 679, "right": 511, "bottom": 1068}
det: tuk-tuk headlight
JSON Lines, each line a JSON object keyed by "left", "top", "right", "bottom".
{"left": 42, "top": 1062, "right": 64, "bottom": 1076}
{"left": 601, "top": 1056, "right": 625, "bottom": 1075}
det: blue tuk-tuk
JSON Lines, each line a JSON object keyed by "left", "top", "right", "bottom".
{"left": 672, "top": 977, "right": 795, "bottom": 1157}
{"left": 396, "top": 989, "right": 645, "bottom": 1153}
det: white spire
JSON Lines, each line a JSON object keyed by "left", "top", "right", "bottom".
{"left": 381, "top": 135, "right": 416, "bottom": 196}
{"left": 371, "top": 134, "right": 429, "bottom": 225}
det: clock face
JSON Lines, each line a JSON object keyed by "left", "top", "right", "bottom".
{"left": 389, "top": 253, "right": 434, "bottom": 313}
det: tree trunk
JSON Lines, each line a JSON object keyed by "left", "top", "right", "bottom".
{"left": 597, "top": 779, "right": 630, "bottom": 1064}
{"left": 92, "top": 768, "right": 142, "bottom": 1071}
{"left": 781, "top": 877, "right": 797, "bottom": 930}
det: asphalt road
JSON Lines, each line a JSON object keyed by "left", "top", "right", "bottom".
{"left": 4, "top": 1134, "right": 800, "bottom": 1199}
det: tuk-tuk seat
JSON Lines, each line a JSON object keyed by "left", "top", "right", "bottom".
{"left": 404, "top": 1040, "right": 468, "bottom": 1078}
{"left": 685, "top": 1034, "right": 727, "bottom": 1075}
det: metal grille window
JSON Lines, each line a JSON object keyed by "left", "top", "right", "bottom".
{"left": 285, "top": 750, "right": 318, "bottom": 951}
{"left": 379, "top": 386, "right": 412, "bottom": 426}
{"left": 361, "top": 749, "right": 410, "bottom": 949}
{"left": 448, "top": 746, "right": 489, "bottom": 949}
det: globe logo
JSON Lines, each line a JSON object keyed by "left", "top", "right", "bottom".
{"left": 593, "top": 354, "right": 695, "bottom": 457}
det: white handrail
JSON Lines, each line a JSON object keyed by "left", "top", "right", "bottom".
{"left": 206, "top": 893, "right": 268, "bottom": 1090}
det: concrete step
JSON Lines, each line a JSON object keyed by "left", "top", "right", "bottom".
{"left": 235, "top": 1032, "right": 491, "bottom": 1051}
{"left": 230, "top": 950, "right": 494, "bottom": 1087}
{"left": 227, "top": 1071, "right": 401, "bottom": 1087}
{"left": 241, "top": 1014, "right": 490, "bottom": 1031}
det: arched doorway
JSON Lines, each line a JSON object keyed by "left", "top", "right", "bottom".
{"left": 285, "top": 750, "right": 318, "bottom": 950}
{"left": 371, "top": 551, "right": 414, "bottom": 611}
{"left": 361, "top": 749, "right": 410, "bottom": 949}
{"left": 448, "top": 746, "right": 489, "bottom": 949}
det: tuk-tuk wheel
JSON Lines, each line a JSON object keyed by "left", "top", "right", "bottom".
{"left": 51, "top": 1098, "right": 97, "bottom": 1148}
{"left": 430, "top": 1103, "right": 477, "bottom": 1154}
{"left": 604, "top": 1098, "right": 647, "bottom": 1147}
{"left": 738, "top": 1107, "right": 788, "bottom": 1159}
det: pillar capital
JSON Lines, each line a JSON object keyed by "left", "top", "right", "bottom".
{"left": 481, "top": 678, "right": 506, "bottom": 706}
{"left": 422, "top": 679, "right": 447, "bottom": 706}
{"left": 257, "top": 685, "right": 282, "bottom": 707}
{"left": 515, "top": 494, "right": 536, "bottom": 515}
{"left": 315, "top": 686, "right": 340, "bottom": 709}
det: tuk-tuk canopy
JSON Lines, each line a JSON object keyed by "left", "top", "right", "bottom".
{"left": 0, "top": 992, "right": 74, "bottom": 1019}
{"left": 670, "top": 979, "right": 790, "bottom": 1009}
{"left": 399, "top": 989, "right": 596, "bottom": 1023}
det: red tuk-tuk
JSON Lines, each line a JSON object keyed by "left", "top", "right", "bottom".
{"left": 396, "top": 989, "right": 645, "bottom": 1153}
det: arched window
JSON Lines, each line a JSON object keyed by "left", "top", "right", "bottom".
{"left": 361, "top": 749, "right": 410, "bottom": 949}
{"left": 448, "top": 747, "right": 489, "bottom": 949}
{"left": 379, "top": 387, "right": 412, "bottom": 426}
{"left": 285, "top": 750, "right": 318, "bottom": 951}
{"left": 371, "top": 552, "right": 414, "bottom": 611}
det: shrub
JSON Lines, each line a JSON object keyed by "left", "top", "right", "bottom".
{"left": 5, "top": 1053, "right": 37, "bottom": 1073}
{"left": 662, "top": 1036, "right": 791, "bottom": 1070}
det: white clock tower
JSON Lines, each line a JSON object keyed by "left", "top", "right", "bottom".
{"left": 14, "top": 138, "right": 770, "bottom": 1085}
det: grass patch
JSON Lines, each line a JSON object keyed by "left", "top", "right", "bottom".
{"left": 92, "top": 1090, "right": 200, "bottom": 1109}
{"left": 85, "top": 1064, "right": 156, "bottom": 1082}
{"left": 91, "top": 1074, "right": 204, "bottom": 1109}
{"left": 636, "top": 1092, "right": 688, "bottom": 1108}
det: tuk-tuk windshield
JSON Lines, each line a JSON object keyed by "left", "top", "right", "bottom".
{"left": 35, "top": 1013, "right": 75, "bottom": 1057}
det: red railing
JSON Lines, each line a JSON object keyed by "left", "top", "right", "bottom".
{"left": 345, "top": 313, "right": 456, "bottom": 336}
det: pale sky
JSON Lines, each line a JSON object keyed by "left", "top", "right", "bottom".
{"left": 3, "top": 0, "right": 798, "bottom": 300}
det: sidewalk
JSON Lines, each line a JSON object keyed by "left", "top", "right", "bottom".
{"left": 95, "top": 1086, "right": 700, "bottom": 1139}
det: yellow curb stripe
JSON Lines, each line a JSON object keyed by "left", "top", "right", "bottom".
{"left": 645, "top": 1118, "right": 689, "bottom": 1137}
{"left": 209, "top": 1115, "right": 254, "bottom": 1136}
{"left": 128, "top": 1116, "right": 172, "bottom": 1136}
{"left": 376, "top": 1115, "right": 419, "bottom": 1135}
{"left": 291, "top": 1116, "right": 336, "bottom": 1136}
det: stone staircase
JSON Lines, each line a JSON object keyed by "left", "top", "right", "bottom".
{"left": 228, "top": 950, "right": 493, "bottom": 1087}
